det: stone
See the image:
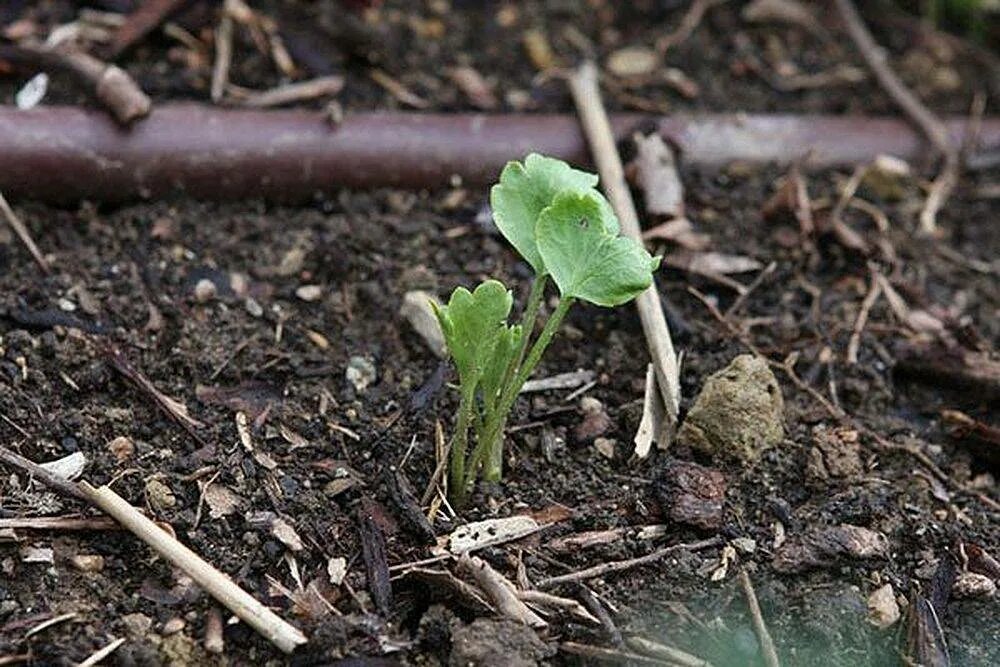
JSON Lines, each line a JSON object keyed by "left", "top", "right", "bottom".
{"left": 70, "top": 554, "right": 105, "bottom": 573}
{"left": 677, "top": 355, "right": 784, "bottom": 462}
{"left": 107, "top": 436, "right": 134, "bottom": 462}
{"left": 145, "top": 478, "right": 177, "bottom": 513}
{"left": 575, "top": 397, "right": 611, "bottom": 442}
{"left": 295, "top": 284, "right": 323, "bottom": 302}
{"left": 952, "top": 572, "right": 996, "bottom": 599}
{"left": 346, "top": 356, "right": 377, "bottom": 392}
{"left": 122, "top": 613, "right": 153, "bottom": 637}
{"left": 866, "top": 583, "right": 900, "bottom": 629}
{"left": 606, "top": 46, "right": 659, "bottom": 78}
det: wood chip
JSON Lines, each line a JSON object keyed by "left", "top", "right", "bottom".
{"left": 449, "top": 516, "right": 541, "bottom": 554}
{"left": 270, "top": 517, "right": 304, "bottom": 552}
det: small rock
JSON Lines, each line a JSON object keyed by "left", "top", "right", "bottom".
{"left": 773, "top": 524, "right": 888, "bottom": 573}
{"left": 952, "top": 572, "right": 996, "bottom": 599}
{"left": 400, "top": 291, "right": 447, "bottom": 358}
{"left": 295, "top": 284, "right": 323, "bottom": 302}
{"left": 575, "top": 396, "right": 611, "bottom": 442}
{"left": 607, "top": 46, "right": 659, "bottom": 78}
{"left": 867, "top": 583, "right": 900, "bottom": 629}
{"left": 594, "top": 437, "right": 616, "bottom": 459}
{"left": 327, "top": 557, "right": 348, "bottom": 586}
{"left": 107, "top": 436, "right": 135, "bottom": 462}
{"left": 346, "top": 356, "right": 377, "bottom": 392}
{"left": 162, "top": 617, "right": 186, "bottom": 635}
{"left": 677, "top": 355, "right": 784, "bottom": 462}
{"left": 145, "top": 478, "right": 177, "bottom": 513}
{"left": 193, "top": 278, "right": 217, "bottom": 303}
{"left": 655, "top": 459, "right": 726, "bottom": 530}
{"left": 276, "top": 247, "right": 306, "bottom": 276}
{"left": 862, "top": 154, "right": 911, "bottom": 201}
{"left": 70, "top": 554, "right": 105, "bottom": 573}
{"left": 245, "top": 297, "right": 264, "bottom": 317}
{"left": 122, "top": 613, "right": 153, "bottom": 637}
{"left": 732, "top": 537, "right": 757, "bottom": 554}
{"left": 58, "top": 298, "right": 77, "bottom": 312}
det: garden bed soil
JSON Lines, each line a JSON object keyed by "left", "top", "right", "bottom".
{"left": 1, "top": 1, "right": 999, "bottom": 665}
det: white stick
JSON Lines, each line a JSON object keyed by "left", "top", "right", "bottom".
{"left": 79, "top": 482, "right": 307, "bottom": 654}
{"left": 568, "top": 62, "right": 681, "bottom": 435}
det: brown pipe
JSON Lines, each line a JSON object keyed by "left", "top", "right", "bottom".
{"left": 1, "top": 105, "right": 998, "bottom": 203}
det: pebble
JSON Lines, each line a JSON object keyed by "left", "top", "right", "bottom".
{"left": 952, "top": 572, "right": 996, "bottom": 599}
{"left": 346, "top": 356, "right": 377, "bottom": 392}
{"left": 70, "top": 554, "right": 105, "bottom": 573}
{"left": 606, "top": 46, "right": 659, "bottom": 78}
{"left": 145, "top": 478, "right": 177, "bottom": 512}
{"left": 162, "top": 617, "right": 186, "bottom": 635}
{"left": 295, "top": 284, "right": 323, "bottom": 302}
{"left": 594, "top": 437, "right": 615, "bottom": 459}
{"left": 867, "top": 583, "right": 900, "bottom": 629}
{"left": 193, "top": 279, "right": 217, "bottom": 303}
{"left": 244, "top": 297, "right": 263, "bottom": 317}
{"left": 107, "top": 436, "right": 134, "bottom": 462}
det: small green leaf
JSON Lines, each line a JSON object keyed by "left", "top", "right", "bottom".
{"left": 432, "top": 280, "right": 514, "bottom": 387}
{"left": 490, "top": 154, "right": 617, "bottom": 273}
{"left": 537, "top": 191, "right": 660, "bottom": 307}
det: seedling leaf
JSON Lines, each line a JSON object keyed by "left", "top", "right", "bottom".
{"left": 537, "top": 191, "right": 660, "bottom": 307}
{"left": 491, "top": 153, "right": 617, "bottom": 273}
{"left": 432, "top": 280, "right": 514, "bottom": 387}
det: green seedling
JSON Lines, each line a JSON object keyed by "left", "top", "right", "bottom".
{"left": 434, "top": 154, "right": 660, "bottom": 506}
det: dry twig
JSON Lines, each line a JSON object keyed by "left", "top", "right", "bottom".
{"left": 657, "top": 0, "right": 727, "bottom": 53}
{"left": 739, "top": 569, "right": 780, "bottom": 667}
{"left": 81, "top": 482, "right": 307, "bottom": 653}
{"left": 0, "top": 43, "right": 150, "bottom": 124}
{"left": 458, "top": 554, "right": 547, "bottom": 628}
{"left": 211, "top": 2, "right": 235, "bottom": 102}
{"left": 0, "top": 192, "right": 49, "bottom": 273}
{"left": 77, "top": 637, "right": 125, "bottom": 667}
{"left": 106, "top": 0, "right": 191, "bottom": 58}
{"left": 568, "top": 62, "right": 682, "bottom": 438}
{"left": 537, "top": 537, "right": 721, "bottom": 588}
{"left": 846, "top": 269, "right": 881, "bottom": 364}
{"left": 833, "top": 0, "right": 958, "bottom": 235}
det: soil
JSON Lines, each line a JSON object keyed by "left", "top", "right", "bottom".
{"left": 1, "top": 1, "right": 999, "bottom": 666}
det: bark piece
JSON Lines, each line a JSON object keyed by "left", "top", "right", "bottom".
{"left": 655, "top": 459, "right": 726, "bottom": 530}
{"left": 773, "top": 524, "right": 889, "bottom": 573}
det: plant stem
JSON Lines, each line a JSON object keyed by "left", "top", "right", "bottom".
{"left": 489, "top": 275, "right": 547, "bottom": 417}
{"left": 468, "top": 297, "right": 574, "bottom": 486}
{"left": 448, "top": 387, "right": 476, "bottom": 507}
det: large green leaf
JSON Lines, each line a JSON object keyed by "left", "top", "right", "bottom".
{"left": 490, "top": 154, "right": 617, "bottom": 273}
{"left": 432, "top": 280, "right": 514, "bottom": 387}
{"left": 537, "top": 191, "right": 660, "bottom": 307}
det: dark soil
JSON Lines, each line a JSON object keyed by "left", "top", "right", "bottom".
{"left": 1, "top": 1, "right": 998, "bottom": 666}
